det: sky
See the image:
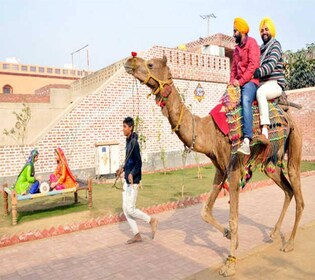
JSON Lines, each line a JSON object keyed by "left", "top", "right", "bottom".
{"left": 1, "top": 0, "right": 314, "bottom": 71}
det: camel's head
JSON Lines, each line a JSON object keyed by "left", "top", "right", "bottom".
{"left": 124, "top": 54, "right": 173, "bottom": 96}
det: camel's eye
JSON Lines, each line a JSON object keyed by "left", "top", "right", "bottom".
{"left": 148, "top": 63, "right": 153, "bottom": 69}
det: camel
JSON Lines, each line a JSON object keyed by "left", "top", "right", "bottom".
{"left": 124, "top": 55, "right": 304, "bottom": 277}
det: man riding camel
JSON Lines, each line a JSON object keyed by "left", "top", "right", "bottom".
{"left": 254, "top": 17, "right": 285, "bottom": 139}
{"left": 230, "top": 18, "right": 260, "bottom": 155}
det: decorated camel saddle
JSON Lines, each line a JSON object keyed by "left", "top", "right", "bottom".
{"left": 211, "top": 86, "right": 288, "bottom": 179}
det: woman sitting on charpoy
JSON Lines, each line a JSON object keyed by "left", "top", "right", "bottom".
{"left": 15, "top": 149, "right": 41, "bottom": 195}
{"left": 50, "top": 147, "right": 78, "bottom": 190}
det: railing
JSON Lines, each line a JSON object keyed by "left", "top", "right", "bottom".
{"left": 0, "top": 62, "right": 91, "bottom": 78}
{"left": 146, "top": 46, "right": 230, "bottom": 71}
{"left": 69, "top": 58, "right": 126, "bottom": 94}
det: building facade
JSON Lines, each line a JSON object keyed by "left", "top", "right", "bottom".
{"left": 1, "top": 34, "right": 314, "bottom": 185}
{"left": 0, "top": 61, "right": 90, "bottom": 95}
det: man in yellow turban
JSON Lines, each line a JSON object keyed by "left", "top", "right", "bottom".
{"left": 253, "top": 17, "right": 285, "bottom": 139}
{"left": 230, "top": 17, "right": 260, "bottom": 155}
{"left": 234, "top": 17, "right": 250, "bottom": 36}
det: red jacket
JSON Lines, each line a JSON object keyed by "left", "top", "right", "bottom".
{"left": 230, "top": 36, "right": 260, "bottom": 87}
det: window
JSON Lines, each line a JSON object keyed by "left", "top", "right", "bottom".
{"left": 30, "top": 66, "right": 36, "bottom": 72}
{"left": 55, "top": 69, "right": 61, "bottom": 74}
{"left": 12, "top": 64, "right": 19, "bottom": 70}
{"left": 39, "top": 67, "right": 45, "bottom": 73}
{"left": 21, "top": 65, "right": 28, "bottom": 71}
{"left": 3, "top": 85, "right": 13, "bottom": 94}
{"left": 63, "top": 69, "right": 68, "bottom": 75}
{"left": 47, "top": 68, "right": 53, "bottom": 73}
{"left": 2, "top": 64, "right": 9, "bottom": 70}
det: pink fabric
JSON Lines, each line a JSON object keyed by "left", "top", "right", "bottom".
{"left": 50, "top": 174, "right": 65, "bottom": 190}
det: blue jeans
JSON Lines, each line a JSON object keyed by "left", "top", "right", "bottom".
{"left": 241, "top": 82, "right": 257, "bottom": 139}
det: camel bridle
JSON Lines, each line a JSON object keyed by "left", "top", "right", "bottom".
{"left": 141, "top": 60, "right": 173, "bottom": 96}
{"left": 131, "top": 58, "right": 188, "bottom": 135}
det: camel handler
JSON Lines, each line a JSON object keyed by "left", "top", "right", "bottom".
{"left": 116, "top": 117, "right": 158, "bottom": 244}
{"left": 230, "top": 18, "right": 260, "bottom": 155}
{"left": 253, "top": 17, "right": 286, "bottom": 139}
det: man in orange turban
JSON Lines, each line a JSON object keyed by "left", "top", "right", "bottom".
{"left": 253, "top": 17, "right": 285, "bottom": 139}
{"left": 230, "top": 18, "right": 260, "bottom": 155}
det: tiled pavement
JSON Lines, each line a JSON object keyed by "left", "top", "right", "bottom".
{"left": 0, "top": 176, "right": 314, "bottom": 280}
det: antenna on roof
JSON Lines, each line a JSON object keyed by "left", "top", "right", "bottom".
{"left": 71, "top": 44, "right": 89, "bottom": 70}
{"left": 200, "top": 13, "right": 217, "bottom": 36}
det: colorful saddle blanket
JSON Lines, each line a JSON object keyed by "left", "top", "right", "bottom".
{"left": 210, "top": 86, "right": 288, "bottom": 155}
{"left": 226, "top": 103, "right": 288, "bottom": 154}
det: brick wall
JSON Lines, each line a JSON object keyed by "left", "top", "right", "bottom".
{"left": 145, "top": 46, "right": 230, "bottom": 84}
{"left": 0, "top": 94, "right": 50, "bottom": 103}
{"left": 0, "top": 45, "right": 314, "bottom": 183}
{"left": 0, "top": 46, "right": 229, "bottom": 182}
{"left": 287, "top": 88, "right": 315, "bottom": 160}
{"left": 35, "top": 84, "right": 70, "bottom": 96}
{"left": 184, "top": 33, "right": 235, "bottom": 52}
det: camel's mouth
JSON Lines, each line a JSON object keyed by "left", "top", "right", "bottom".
{"left": 124, "top": 63, "right": 134, "bottom": 75}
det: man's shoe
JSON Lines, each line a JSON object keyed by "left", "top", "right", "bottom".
{"left": 237, "top": 142, "right": 250, "bottom": 155}
{"left": 126, "top": 233, "right": 142, "bottom": 245}
{"left": 150, "top": 218, "right": 158, "bottom": 239}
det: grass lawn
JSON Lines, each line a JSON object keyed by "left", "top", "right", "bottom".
{"left": 1, "top": 161, "right": 315, "bottom": 226}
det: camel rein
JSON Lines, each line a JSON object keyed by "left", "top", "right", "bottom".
{"left": 141, "top": 59, "right": 196, "bottom": 150}
{"left": 111, "top": 136, "right": 137, "bottom": 190}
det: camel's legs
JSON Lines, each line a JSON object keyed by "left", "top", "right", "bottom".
{"left": 282, "top": 126, "right": 304, "bottom": 252}
{"left": 201, "top": 168, "right": 226, "bottom": 235}
{"left": 219, "top": 165, "right": 241, "bottom": 277}
{"left": 264, "top": 167, "right": 293, "bottom": 239}
{"left": 227, "top": 168, "right": 241, "bottom": 258}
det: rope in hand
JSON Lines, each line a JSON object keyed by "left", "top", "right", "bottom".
{"left": 111, "top": 176, "right": 123, "bottom": 190}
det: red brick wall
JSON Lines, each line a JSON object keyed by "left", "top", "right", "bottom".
{"left": 0, "top": 45, "right": 314, "bottom": 181}
{"left": 0, "top": 94, "right": 50, "bottom": 103}
{"left": 287, "top": 88, "right": 315, "bottom": 160}
{"left": 184, "top": 33, "right": 235, "bottom": 52}
{"left": 0, "top": 46, "right": 229, "bottom": 179}
{"left": 146, "top": 46, "right": 230, "bottom": 84}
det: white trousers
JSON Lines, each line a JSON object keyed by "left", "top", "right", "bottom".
{"left": 256, "top": 80, "right": 282, "bottom": 125}
{"left": 122, "top": 182, "right": 151, "bottom": 235}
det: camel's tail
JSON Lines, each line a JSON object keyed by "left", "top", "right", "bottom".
{"left": 276, "top": 92, "right": 302, "bottom": 110}
{"left": 278, "top": 100, "right": 302, "bottom": 110}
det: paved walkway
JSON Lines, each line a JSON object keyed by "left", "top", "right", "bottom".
{"left": 0, "top": 176, "right": 314, "bottom": 280}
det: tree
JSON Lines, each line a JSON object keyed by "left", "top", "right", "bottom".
{"left": 284, "top": 44, "right": 315, "bottom": 90}
{"left": 3, "top": 103, "right": 31, "bottom": 159}
{"left": 134, "top": 115, "right": 147, "bottom": 152}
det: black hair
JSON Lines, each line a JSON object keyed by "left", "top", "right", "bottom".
{"left": 123, "top": 117, "right": 134, "bottom": 130}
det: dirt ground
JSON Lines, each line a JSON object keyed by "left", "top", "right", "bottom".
{"left": 186, "top": 221, "right": 315, "bottom": 280}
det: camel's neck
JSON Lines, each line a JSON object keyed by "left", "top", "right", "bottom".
{"left": 164, "top": 85, "right": 198, "bottom": 149}
{"left": 162, "top": 84, "right": 230, "bottom": 169}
